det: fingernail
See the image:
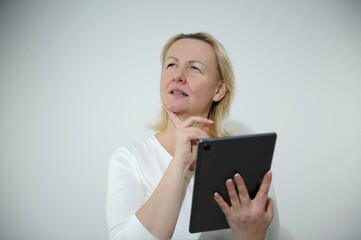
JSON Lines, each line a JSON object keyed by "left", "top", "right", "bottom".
{"left": 234, "top": 173, "right": 241, "bottom": 179}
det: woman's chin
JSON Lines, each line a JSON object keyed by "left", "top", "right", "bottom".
{"left": 165, "top": 103, "right": 187, "bottom": 114}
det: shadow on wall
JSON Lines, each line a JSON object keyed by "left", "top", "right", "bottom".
{"left": 224, "top": 120, "right": 254, "bottom": 135}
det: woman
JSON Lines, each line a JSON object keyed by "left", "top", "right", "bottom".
{"left": 106, "top": 32, "right": 280, "bottom": 240}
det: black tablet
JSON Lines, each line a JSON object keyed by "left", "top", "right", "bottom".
{"left": 189, "top": 132, "right": 277, "bottom": 233}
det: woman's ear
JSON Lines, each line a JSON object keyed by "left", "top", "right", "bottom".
{"left": 213, "top": 81, "right": 227, "bottom": 102}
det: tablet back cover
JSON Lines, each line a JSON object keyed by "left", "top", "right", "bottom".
{"left": 189, "top": 133, "right": 276, "bottom": 233}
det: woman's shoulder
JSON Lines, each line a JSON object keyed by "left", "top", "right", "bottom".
{"left": 110, "top": 135, "right": 159, "bottom": 164}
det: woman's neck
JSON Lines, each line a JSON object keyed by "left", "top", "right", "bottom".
{"left": 155, "top": 121, "right": 176, "bottom": 157}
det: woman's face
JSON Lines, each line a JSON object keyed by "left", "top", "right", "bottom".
{"left": 160, "top": 39, "right": 225, "bottom": 119}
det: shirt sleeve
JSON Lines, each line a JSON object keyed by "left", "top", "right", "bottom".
{"left": 106, "top": 147, "right": 156, "bottom": 240}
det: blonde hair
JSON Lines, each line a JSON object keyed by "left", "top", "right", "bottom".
{"left": 151, "top": 32, "right": 235, "bottom": 137}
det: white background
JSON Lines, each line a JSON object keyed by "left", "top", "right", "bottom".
{"left": 1, "top": 1, "right": 360, "bottom": 239}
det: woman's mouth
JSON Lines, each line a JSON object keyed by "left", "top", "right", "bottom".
{"left": 170, "top": 90, "right": 188, "bottom": 97}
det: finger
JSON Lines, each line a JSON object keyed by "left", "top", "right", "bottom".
{"left": 176, "top": 127, "right": 209, "bottom": 145}
{"left": 181, "top": 116, "right": 214, "bottom": 128}
{"left": 226, "top": 179, "right": 241, "bottom": 209}
{"left": 266, "top": 197, "right": 274, "bottom": 220}
{"left": 180, "top": 127, "right": 210, "bottom": 140}
{"left": 214, "top": 192, "right": 231, "bottom": 216}
{"left": 255, "top": 171, "right": 272, "bottom": 204}
{"left": 201, "top": 125, "right": 210, "bottom": 134}
{"left": 163, "top": 105, "right": 182, "bottom": 128}
{"left": 234, "top": 173, "right": 251, "bottom": 205}
{"left": 192, "top": 121, "right": 212, "bottom": 130}
{"left": 191, "top": 141, "right": 198, "bottom": 162}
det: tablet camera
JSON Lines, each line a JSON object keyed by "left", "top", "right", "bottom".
{"left": 203, "top": 143, "right": 211, "bottom": 151}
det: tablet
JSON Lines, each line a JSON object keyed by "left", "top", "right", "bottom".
{"left": 189, "top": 132, "right": 277, "bottom": 233}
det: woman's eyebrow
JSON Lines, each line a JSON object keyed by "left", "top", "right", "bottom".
{"left": 166, "top": 56, "right": 206, "bottom": 67}
{"left": 189, "top": 60, "right": 206, "bottom": 67}
{"left": 166, "top": 56, "right": 179, "bottom": 62}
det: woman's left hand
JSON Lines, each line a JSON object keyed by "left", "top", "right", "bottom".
{"left": 214, "top": 171, "right": 273, "bottom": 240}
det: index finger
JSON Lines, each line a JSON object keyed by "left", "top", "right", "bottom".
{"left": 181, "top": 116, "right": 214, "bottom": 128}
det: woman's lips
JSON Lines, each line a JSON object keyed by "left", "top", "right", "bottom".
{"left": 170, "top": 89, "right": 188, "bottom": 97}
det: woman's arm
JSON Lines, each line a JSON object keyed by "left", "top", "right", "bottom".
{"left": 106, "top": 148, "right": 155, "bottom": 240}
{"left": 135, "top": 159, "right": 190, "bottom": 239}
{"left": 136, "top": 114, "right": 213, "bottom": 239}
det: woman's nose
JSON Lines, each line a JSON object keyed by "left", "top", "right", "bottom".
{"left": 172, "top": 68, "right": 187, "bottom": 83}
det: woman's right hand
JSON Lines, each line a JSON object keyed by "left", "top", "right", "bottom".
{"left": 165, "top": 107, "right": 213, "bottom": 170}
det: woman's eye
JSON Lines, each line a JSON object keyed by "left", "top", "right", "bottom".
{"left": 166, "top": 63, "right": 176, "bottom": 69}
{"left": 190, "top": 66, "right": 201, "bottom": 72}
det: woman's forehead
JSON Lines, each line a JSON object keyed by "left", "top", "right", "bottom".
{"left": 166, "top": 39, "right": 216, "bottom": 63}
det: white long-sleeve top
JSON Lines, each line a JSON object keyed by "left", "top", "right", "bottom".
{"left": 106, "top": 135, "right": 280, "bottom": 240}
